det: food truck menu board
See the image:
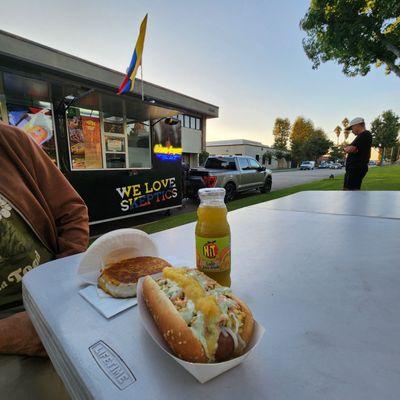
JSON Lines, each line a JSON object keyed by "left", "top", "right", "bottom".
{"left": 65, "top": 119, "right": 183, "bottom": 223}
{"left": 67, "top": 109, "right": 103, "bottom": 169}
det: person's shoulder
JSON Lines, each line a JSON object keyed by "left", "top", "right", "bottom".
{"left": 0, "top": 122, "right": 30, "bottom": 145}
{"left": 364, "top": 130, "right": 373, "bottom": 142}
{"left": 363, "top": 130, "right": 372, "bottom": 137}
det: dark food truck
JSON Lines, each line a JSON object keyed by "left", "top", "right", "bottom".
{"left": 0, "top": 30, "right": 218, "bottom": 227}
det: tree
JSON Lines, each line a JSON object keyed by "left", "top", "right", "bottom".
{"left": 329, "top": 144, "right": 345, "bottom": 162}
{"left": 290, "top": 116, "right": 315, "bottom": 164}
{"left": 274, "top": 150, "right": 285, "bottom": 160}
{"left": 284, "top": 153, "right": 292, "bottom": 162}
{"left": 334, "top": 125, "right": 342, "bottom": 145}
{"left": 274, "top": 149, "right": 287, "bottom": 168}
{"left": 302, "top": 129, "right": 333, "bottom": 161}
{"left": 273, "top": 118, "right": 291, "bottom": 150}
{"left": 263, "top": 150, "right": 273, "bottom": 165}
{"left": 301, "top": 0, "right": 400, "bottom": 78}
{"left": 371, "top": 110, "right": 400, "bottom": 164}
{"left": 342, "top": 117, "right": 350, "bottom": 142}
{"left": 199, "top": 151, "right": 209, "bottom": 166}
{"left": 391, "top": 144, "right": 400, "bottom": 163}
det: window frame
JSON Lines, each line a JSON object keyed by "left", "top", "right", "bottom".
{"left": 238, "top": 157, "right": 250, "bottom": 170}
{"left": 0, "top": 72, "right": 8, "bottom": 123}
{"left": 125, "top": 117, "right": 152, "bottom": 170}
{"left": 186, "top": 115, "right": 192, "bottom": 128}
{"left": 248, "top": 158, "right": 261, "bottom": 170}
{"left": 66, "top": 95, "right": 153, "bottom": 172}
{"left": 1, "top": 72, "right": 60, "bottom": 167}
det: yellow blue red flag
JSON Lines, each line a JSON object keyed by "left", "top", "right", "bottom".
{"left": 118, "top": 14, "right": 148, "bottom": 95}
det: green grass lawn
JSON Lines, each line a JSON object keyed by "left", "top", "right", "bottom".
{"left": 135, "top": 165, "right": 400, "bottom": 234}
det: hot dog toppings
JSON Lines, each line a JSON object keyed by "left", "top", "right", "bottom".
{"left": 157, "top": 267, "right": 247, "bottom": 361}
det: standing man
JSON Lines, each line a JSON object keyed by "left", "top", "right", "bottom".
{"left": 343, "top": 117, "right": 372, "bottom": 190}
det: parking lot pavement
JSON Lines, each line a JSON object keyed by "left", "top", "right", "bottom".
{"left": 271, "top": 168, "right": 346, "bottom": 191}
{"left": 162, "top": 169, "right": 345, "bottom": 215}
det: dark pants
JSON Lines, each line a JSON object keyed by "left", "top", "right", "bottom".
{"left": 343, "top": 165, "right": 368, "bottom": 190}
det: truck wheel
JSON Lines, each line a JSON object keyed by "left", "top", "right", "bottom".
{"left": 224, "top": 183, "right": 236, "bottom": 202}
{"left": 260, "top": 178, "right": 272, "bottom": 193}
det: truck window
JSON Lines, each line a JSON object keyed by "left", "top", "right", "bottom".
{"left": 249, "top": 158, "right": 261, "bottom": 169}
{"left": 205, "top": 157, "right": 236, "bottom": 170}
{"left": 238, "top": 158, "right": 249, "bottom": 170}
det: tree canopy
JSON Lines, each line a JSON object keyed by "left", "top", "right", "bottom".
{"left": 303, "top": 129, "right": 333, "bottom": 161}
{"left": 301, "top": 0, "right": 400, "bottom": 78}
{"left": 273, "top": 118, "right": 291, "bottom": 150}
{"left": 371, "top": 110, "right": 400, "bottom": 149}
{"left": 290, "top": 116, "right": 332, "bottom": 163}
{"left": 329, "top": 144, "right": 345, "bottom": 161}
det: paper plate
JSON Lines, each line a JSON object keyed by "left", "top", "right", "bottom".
{"left": 77, "top": 229, "right": 159, "bottom": 284}
{"left": 137, "top": 276, "right": 265, "bottom": 383}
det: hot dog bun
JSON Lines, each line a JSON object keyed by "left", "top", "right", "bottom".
{"left": 142, "top": 268, "right": 254, "bottom": 363}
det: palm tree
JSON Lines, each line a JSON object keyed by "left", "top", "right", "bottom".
{"left": 334, "top": 126, "right": 342, "bottom": 145}
{"left": 341, "top": 117, "right": 350, "bottom": 144}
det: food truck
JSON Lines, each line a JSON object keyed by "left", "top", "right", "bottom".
{"left": 0, "top": 30, "right": 218, "bottom": 225}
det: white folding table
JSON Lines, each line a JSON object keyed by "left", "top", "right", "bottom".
{"left": 16, "top": 191, "right": 400, "bottom": 399}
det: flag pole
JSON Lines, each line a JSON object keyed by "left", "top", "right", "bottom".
{"left": 141, "top": 62, "right": 144, "bottom": 101}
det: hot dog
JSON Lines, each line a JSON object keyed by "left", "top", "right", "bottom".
{"left": 142, "top": 267, "right": 254, "bottom": 363}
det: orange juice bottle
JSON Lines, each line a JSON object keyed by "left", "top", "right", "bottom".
{"left": 195, "top": 188, "right": 231, "bottom": 287}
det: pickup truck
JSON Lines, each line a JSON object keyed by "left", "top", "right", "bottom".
{"left": 186, "top": 155, "right": 272, "bottom": 201}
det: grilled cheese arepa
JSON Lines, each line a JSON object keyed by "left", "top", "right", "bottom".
{"left": 98, "top": 256, "right": 172, "bottom": 298}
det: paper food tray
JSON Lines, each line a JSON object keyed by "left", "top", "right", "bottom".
{"left": 136, "top": 276, "right": 265, "bottom": 383}
{"left": 77, "top": 229, "right": 159, "bottom": 285}
{"left": 77, "top": 228, "right": 193, "bottom": 285}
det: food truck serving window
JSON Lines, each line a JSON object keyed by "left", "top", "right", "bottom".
{"left": 7, "top": 102, "right": 58, "bottom": 164}
{"left": 126, "top": 120, "right": 151, "bottom": 169}
{"left": 2, "top": 73, "right": 58, "bottom": 165}
{"left": 67, "top": 107, "right": 102, "bottom": 169}
{"left": 66, "top": 98, "right": 152, "bottom": 171}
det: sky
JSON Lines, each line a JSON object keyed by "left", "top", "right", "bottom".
{"left": 0, "top": 0, "right": 398, "bottom": 145}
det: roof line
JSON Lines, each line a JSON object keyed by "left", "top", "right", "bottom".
{"left": 0, "top": 29, "right": 219, "bottom": 110}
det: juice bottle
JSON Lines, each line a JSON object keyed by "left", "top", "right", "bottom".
{"left": 195, "top": 188, "right": 231, "bottom": 287}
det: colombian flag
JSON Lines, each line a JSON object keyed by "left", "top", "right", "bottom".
{"left": 117, "top": 14, "right": 148, "bottom": 95}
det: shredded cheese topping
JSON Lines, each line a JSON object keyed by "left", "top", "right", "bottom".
{"left": 158, "top": 267, "right": 246, "bottom": 361}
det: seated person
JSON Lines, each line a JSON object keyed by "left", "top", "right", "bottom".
{"left": 0, "top": 122, "right": 89, "bottom": 356}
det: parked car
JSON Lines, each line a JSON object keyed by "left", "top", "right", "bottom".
{"left": 187, "top": 156, "right": 272, "bottom": 201}
{"left": 318, "top": 162, "right": 330, "bottom": 169}
{"left": 368, "top": 160, "right": 377, "bottom": 167}
{"left": 300, "top": 161, "right": 315, "bottom": 170}
{"left": 331, "top": 163, "right": 343, "bottom": 169}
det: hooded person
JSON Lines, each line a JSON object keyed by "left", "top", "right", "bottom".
{"left": 0, "top": 121, "right": 89, "bottom": 356}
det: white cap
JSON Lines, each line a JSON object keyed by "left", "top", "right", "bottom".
{"left": 345, "top": 117, "right": 365, "bottom": 130}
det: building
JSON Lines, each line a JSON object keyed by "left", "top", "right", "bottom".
{"left": 0, "top": 30, "right": 218, "bottom": 224}
{"left": 206, "top": 139, "right": 290, "bottom": 169}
